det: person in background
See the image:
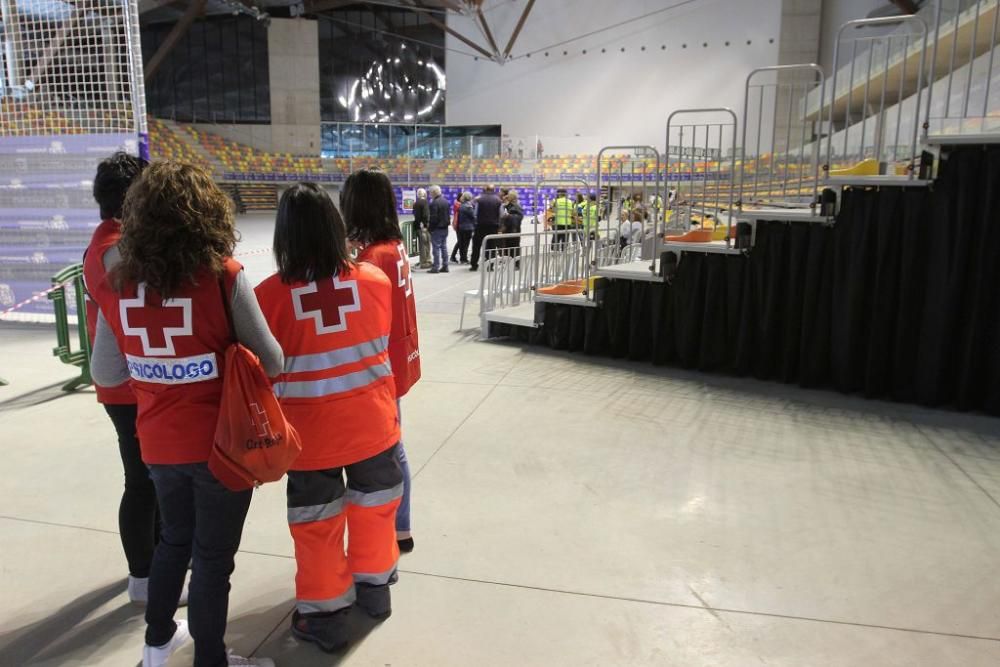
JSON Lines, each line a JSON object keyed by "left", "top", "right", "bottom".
{"left": 582, "top": 193, "right": 600, "bottom": 240}
{"left": 90, "top": 162, "right": 283, "bottom": 667}
{"left": 255, "top": 183, "right": 402, "bottom": 654}
{"left": 341, "top": 169, "right": 421, "bottom": 554}
{"left": 412, "top": 188, "right": 432, "bottom": 269}
{"left": 427, "top": 184, "right": 451, "bottom": 273}
{"left": 574, "top": 192, "right": 586, "bottom": 219}
{"left": 84, "top": 152, "right": 173, "bottom": 607}
{"left": 500, "top": 190, "right": 524, "bottom": 258}
{"left": 470, "top": 184, "right": 502, "bottom": 271}
{"left": 517, "top": 139, "right": 525, "bottom": 160}
{"left": 452, "top": 192, "right": 475, "bottom": 264}
{"left": 549, "top": 187, "right": 577, "bottom": 246}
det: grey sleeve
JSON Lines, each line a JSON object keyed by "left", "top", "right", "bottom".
{"left": 229, "top": 270, "right": 284, "bottom": 377}
{"left": 91, "top": 310, "right": 130, "bottom": 387}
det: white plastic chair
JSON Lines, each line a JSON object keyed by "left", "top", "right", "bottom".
{"left": 620, "top": 243, "right": 643, "bottom": 263}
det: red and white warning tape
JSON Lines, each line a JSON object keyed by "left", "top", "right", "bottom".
{"left": 0, "top": 278, "right": 74, "bottom": 317}
{"left": 0, "top": 247, "right": 273, "bottom": 318}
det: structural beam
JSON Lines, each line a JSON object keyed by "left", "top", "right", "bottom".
{"left": 476, "top": 7, "right": 500, "bottom": 61}
{"left": 143, "top": 0, "right": 205, "bottom": 82}
{"left": 404, "top": 0, "right": 494, "bottom": 58}
{"left": 502, "top": 0, "right": 534, "bottom": 60}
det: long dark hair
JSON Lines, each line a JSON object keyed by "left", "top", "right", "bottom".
{"left": 340, "top": 168, "right": 402, "bottom": 246}
{"left": 116, "top": 161, "right": 235, "bottom": 299}
{"left": 274, "top": 182, "right": 352, "bottom": 284}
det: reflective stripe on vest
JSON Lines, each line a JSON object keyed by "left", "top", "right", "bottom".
{"left": 274, "top": 359, "right": 393, "bottom": 398}
{"left": 284, "top": 335, "right": 389, "bottom": 374}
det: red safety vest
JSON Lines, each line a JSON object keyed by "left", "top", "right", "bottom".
{"left": 95, "top": 259, "right": 241, "bottom": 464}
{"left": 83, "top": 219, "right": 135, "bottom": 405}
{"left": 357, "top": 240, "right": 421, "bottom": 398}
{"left": 255, "top": 262, "right": 399, "bottom": 470}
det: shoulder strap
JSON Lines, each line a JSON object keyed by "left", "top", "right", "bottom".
{"left": 219, "top": 273, "right": 236, "bottom": 340}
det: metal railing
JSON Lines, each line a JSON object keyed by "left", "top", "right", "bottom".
{"left": 740, "top": 64, "right": 825, "bottom": 213}
{"left": 826, "top": 15, "right": 931, "bottom": 177}
{"left": 477, "top": 229, "right": 591, "bottom": 324}
{"left": 48, "top": 263, "right": 92, "bottom": 392}
{"left": 665, "top": 109, "right": 738, "bottom": 246}
{"left": 596, "top": 146, "right": 663, "bottom": 276}
{"left": 927, "top": 0, "right": 1000, "bottom": 140}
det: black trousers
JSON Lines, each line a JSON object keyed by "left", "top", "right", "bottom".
{"left": 470, "top": 225, "right": 499, "bottom": 269}
{"left": 146, "top": 463, "right": 252, "bottom": 667}
{"left": 104, "top": 403, "right": 159, "bottom": 578}
{"left": 451, "top": 229, "right": 473, "bottom": 262}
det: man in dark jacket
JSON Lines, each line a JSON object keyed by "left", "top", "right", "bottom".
{"left": 412, "top": 188, "right": 432, "bottom": 269}
{"left": 427, "top": 184, "right": 451, "bottom": 273}
{"left": 470, "top": 184, "right": 502, "bottom": 271}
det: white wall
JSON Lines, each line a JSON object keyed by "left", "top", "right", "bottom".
{"left": 445, "top": 0, "right": 783, "bottom": 152}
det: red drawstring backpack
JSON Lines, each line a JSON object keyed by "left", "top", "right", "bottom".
{"left": 208, "top": 278, "right": 301, "bottom": 491}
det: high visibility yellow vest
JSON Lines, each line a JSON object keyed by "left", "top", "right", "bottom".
{"left": 553, "top": 197, "right": 575, "bottom": 227}
{"left": 582, "top": 202, "right": 599, "bottom": 229}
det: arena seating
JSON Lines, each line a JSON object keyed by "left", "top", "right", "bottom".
{"left": 147, "top": 118, "right": 211, "bottom": 171}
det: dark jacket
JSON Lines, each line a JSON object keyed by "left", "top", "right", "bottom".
{"left": 475, "top": 192, "right": 503, "bottom": 228}
{"left": 412, "top": 198, "right": 429, "bottom": 228}
{"left": 502, "top": 201, "right": 524, "bottom": 233}
{"left": 458, "top": 202, "right": 476, "bottom": 231}
{"left": 428, "top": 194, "right": 452, "bottom": 230}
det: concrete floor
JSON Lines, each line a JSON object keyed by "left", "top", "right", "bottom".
{"left": 2, "top": 212, "right": 1000, "bottom": 666}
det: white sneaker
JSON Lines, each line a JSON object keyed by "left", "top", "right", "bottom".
{"left": 226, "top": 650, "right": 275, "bottom": 666}
{"left": 128, "top": 575, "right": 189, "bottom": 607}
{"left": 142, "top": 619, "right": 190, "bottom": 667}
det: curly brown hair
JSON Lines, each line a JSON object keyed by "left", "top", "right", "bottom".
{"left": 115, "top": 161, "right": 237, "bottom": 299}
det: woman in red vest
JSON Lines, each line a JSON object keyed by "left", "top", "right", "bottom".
{"left": 341, "top": 168, "right": 421, "bottom": 553}
{"left": 255, "top": 183, "right": 402, "bottom": 653}
{"left": 84, "top": 152, "right": 169, "bottom": 604}
{"left": 90, "top": 162, "right": 283, "bottom": 667}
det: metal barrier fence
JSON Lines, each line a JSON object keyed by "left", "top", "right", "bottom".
{"left": 596, "top": 146, "right": 663, "bottom": 272}
{"left": 826, "top": 15, "right": 931, "bottom": 178}
{"left": 927, "top": 0, "right": 1000, "bottom": 140}
{"left": 477, "top": 229, "right": 590, "bottom": 326}
{"left": 47, "top": 263, "right": 92, "bottom": 391}
{"left": 666, "top": 109, "right": 738, "bottom": 243}
{"left": 740, "top": 64, "right": 825, "bottom": 212}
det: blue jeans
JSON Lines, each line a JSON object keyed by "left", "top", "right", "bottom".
{"left": 146, "top": 463, "right": 252, "bottom": 667}
{"left": 430, "top": 228, "right": 449, "bottom": 270}
{"left": 396, "top": 399, "right": 412, "bottom": 537}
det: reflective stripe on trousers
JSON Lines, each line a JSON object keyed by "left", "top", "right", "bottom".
{"left": 354, "top": 564, "right": 398, "bottom": 586}
{"left": 296, "top": 585, "right": 357, "bottom": 615}
{"left": 345, "top": 483, "right": 404, "bottom": 508}
{"left": 274, "top": 360, "right": 393, "bottom": 398}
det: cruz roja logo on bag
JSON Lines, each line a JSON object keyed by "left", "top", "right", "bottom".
{"left": 245, "top": 401, "right": 284, "bottom": 450}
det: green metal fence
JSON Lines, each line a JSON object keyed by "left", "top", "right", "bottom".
{"left": 49, "top": 263, "right": 93, "bottom": 392}
{"left": 401, "top": 220, "right": 419, "bottom": 257}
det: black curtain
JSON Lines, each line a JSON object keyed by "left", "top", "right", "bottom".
{"left": 533, "top": 145, "right": 1000, "bottom": 415}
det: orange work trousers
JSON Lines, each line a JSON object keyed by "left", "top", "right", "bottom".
{"left": 286, "top": 444, "right": 402, "bottom": 614}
